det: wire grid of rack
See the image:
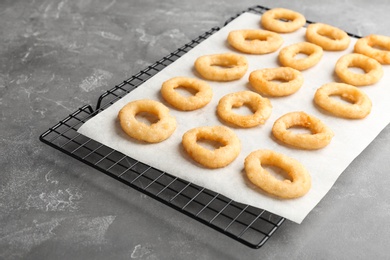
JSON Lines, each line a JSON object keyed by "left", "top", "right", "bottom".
{"left": 40, "top": 5, "right": 286, "bottom": 249}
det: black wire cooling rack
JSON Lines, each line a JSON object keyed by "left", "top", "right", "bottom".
{"left": 40, "top": 5, "right": 288, "bottom": 249}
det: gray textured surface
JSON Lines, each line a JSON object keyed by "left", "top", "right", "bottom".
{"left": 1, "top": 0, "right": 390, "bottom": 259}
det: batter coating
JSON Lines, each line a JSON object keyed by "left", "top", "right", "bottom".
{"left": 261, "top": 8, "right": 306, "bottom": 33}
{"left": 227, "top": 29, "right": 284, "bottom": 54}
{"left": 354, "top": 34, "right": 390, "bottom": 64}
{"left": 194, "top": 53, "right": 248, "bottom": 81}
{"left": 249, "top": 67, "right": 304, "bottom": 96}
{"left": 278, "top": 42, "right": 323, "bottom": 71}
{"left": 161, "top": 77, "right": 213, "bottom": 111}
{"left": 182, "top": 126, "right": 241, "bottom": 169}
{"left": 306, "top": 23, "right": 350, "bottom": 51}
{"left": 245, "top": 149, "right": 311, "bottom": 199}
{"left": 118, "top": 99, "right": 177, "bottom": 143}
{"left": 335, "top": 53, "right": 383, "bottom": 86}
{"left": 217, "top": 91, "right": 272, "bottom": 128}
{"left": 272, "top": 111, "right": 334, "bottom": 150}
{"left": 314, "top": 82, "right": 372, "bottom": 119}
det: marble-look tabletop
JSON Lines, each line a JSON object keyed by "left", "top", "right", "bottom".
{"left": 1, "top": 0, "right": 389, "bottom": 259}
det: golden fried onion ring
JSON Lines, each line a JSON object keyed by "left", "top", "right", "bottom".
{"left": 260, "top": 8, "right": 306, "bottom": 33}
{"left": 194, "top": 53, "right": 248, "bottom": 81}
{"left": 217, "top": 91, "right": 272, "bottom": 128}
{"left": 354, "top": 34, "right": 390, "bottom": 64}
{"left": 335, "top": 53, "right": 383, "bottom": 86}
{"left": 278, "top": 42, "right": 323, "bottom": 71}
{"left": 245, "top": 149, "right": 311, "bottom": 199}
{"left": 227, "top": 29, "right": 284, "bottom": 54}
{"left": 118, "top": 99, "right": 177, "bottom": 143}
{"left": 306, "top": 23, "right": 351, "bottom": 51}
{"left": 272, "top": 111, "right": 334, "bottom": 150}
{"left": 161, "top": 77, "right": 213, "bottom": 111}
{"left": 314, "top": 82, "right": 372, "bottom": 119}
{"left": 182, "top": 125, "right": 241, "bottom": 168}
{"left": 249, "top": 67, "right": 304, "bottom": 96}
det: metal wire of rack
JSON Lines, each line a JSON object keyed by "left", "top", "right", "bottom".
{"left": 40, "top": 5, "right": 286, "bottom": 249}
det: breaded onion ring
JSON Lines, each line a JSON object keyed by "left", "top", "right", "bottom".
{"left": 217, "top": 91, "right": 272, "bottom": 128}
{"left": 306, "top": 23, "right": 351, "bottom": 51}
{"left": 182, "top": 125, "right": 241, "bottom": 169}
{"left": 118, "top": 99, "right": 177, "bottom": 143}
{"left": 335, "top": 53, "right": 383, "bottom": 86}
{"left": 227, "top": 29, "right": 284, "bottom": 54}
{"left": 278, "top": 42, "right": 323, "bottom": 71}
{"left": 161, "top": 77, "right": 213, "bottom": 111}
{"left": 245, "top": 149, "right": 311, "bottom": 199}
{"left": 260, "top": 8, "right": 306, "bottom": 33}
{"left": 314, "top": 82, "right": 372, "bottom": 119}
{"left": 249, "top": 67, "right": 304, "bottom": 96}
{"left": 272, "top": 111, "right": 334, "bottom": 150}
{"left": 354, "top": 34, "right": 390, "bottom": 64}
{"left": 194, "top": 53, "right": 248, "bottom": 81}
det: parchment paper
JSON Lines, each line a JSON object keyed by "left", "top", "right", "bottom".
{"left": 78, "top": 12, "right": 390, "bottom": 223}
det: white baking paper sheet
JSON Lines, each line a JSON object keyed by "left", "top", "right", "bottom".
{"left": 78, "top": 12, "right": 390, "bottom": 223}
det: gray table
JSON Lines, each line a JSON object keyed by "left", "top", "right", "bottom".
{"left": 1, "top": 0, "right": 389, "bottom": 259}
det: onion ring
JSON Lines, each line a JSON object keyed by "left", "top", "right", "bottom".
{"left": 314, "top": 82, "right": 372, "bottom": 119}
{"left": 306, "top": 23, "right": 351, "bottom": 51}
{"left": 260, "top": 8, "right": 306, "bottom": 33}
{"left": 118, "top": 99, "right": 177, "bottom": 143}
{"left": 182, "top": 125, "right": 241, "bottom": 168}
{"left": 272, "top": 111, "right": 334, "bottom": 150}
{"left": 217, "top": 91, "right": 272, "bottom": 128}
{"left": 335, "top": 53, "right": 383, "bottom": 86}
{"left": 227, "top": 29, "right": 284, "bottom": 54}
{"left": 194, "top": 53, "right": 248, "bottom": 81}
{"left": 161, "top": 77, "right": 213, "bottom": 111}
{"left": 249, "top": 67, "right": 304, "bottom": 96}
{"left": 354, "top": 34, "right": 390, "bottom": 64}
{"left": 278, "top": 42, "right": 323, "bottom": 71}
{"left": 245, "top": 149, "right": 311, "bottom": 199}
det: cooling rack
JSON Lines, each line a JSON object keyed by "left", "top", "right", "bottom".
{"left": 40, "top": 5, "right": 295, "bottom": 249}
